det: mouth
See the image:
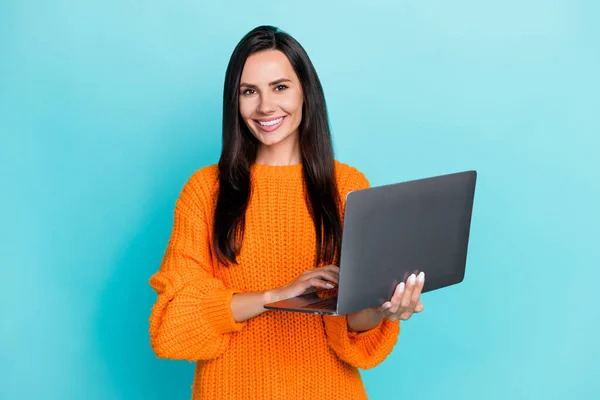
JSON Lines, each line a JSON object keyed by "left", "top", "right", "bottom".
{"left": 253, "top": 116, "right": 286, "bottom": 132}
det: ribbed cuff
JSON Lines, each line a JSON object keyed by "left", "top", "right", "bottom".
{"left": 157, "top": 269, "right": 247, "bottom": 335}
{"left": 323, "top": 315, "right": 399, "bottom": 369}
{"left": 199, "top": 289, "right": 246, "bottom": 334}
{"left": 324, "top": 315, "right": 387, "bottom": 348}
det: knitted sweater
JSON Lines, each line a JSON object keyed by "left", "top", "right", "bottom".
{"left": 149, "top": 161, "right": 400, "bottom": 400}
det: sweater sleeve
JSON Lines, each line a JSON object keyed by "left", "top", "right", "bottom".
{"left": 149, "top": 173, "right": 245, "bottom": 361}
{"left": 323, "top": 164, "right": 401, "bottom": 369}
{"left": 323, "top": 315, "right": 399, "bottom": 369}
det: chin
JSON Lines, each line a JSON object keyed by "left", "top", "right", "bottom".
{"left": 258, "top": 133, "right": 292, "bottom": 146}
{"left": 251, "top": 125, "right": 298, "bottom": 146}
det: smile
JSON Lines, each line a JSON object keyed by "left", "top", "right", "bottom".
{"left": 254, "top": 116, "right": 286, "bottom": 132}
{"left": 257, "top": 117, "right": 284, "bottom": 126}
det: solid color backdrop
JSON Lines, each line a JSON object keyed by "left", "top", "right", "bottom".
{"left": 1, "top": 0, "right": 598, "bottom": 398}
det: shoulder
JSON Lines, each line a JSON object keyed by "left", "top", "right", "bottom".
{"left": 334, "top": 160, "right": 370, "bottom": 194}
{"left": 176, "top": 164, "right": 220, "bottom": 217}
{"left": 181, "top": 164, "right": 219, "bottom": 196}
{"left": 187, "top": 164, "right": 219, "bottom": 191}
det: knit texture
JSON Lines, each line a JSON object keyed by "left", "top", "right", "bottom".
{"left": 149, "top": 160, "right": 400, "bottom": 400}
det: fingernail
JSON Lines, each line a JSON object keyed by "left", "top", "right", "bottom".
{"left": 382, "top": 302, "right": 391, "bottom": 310}
{"left": 418, "top": 272, "right": 425, "bottom": 282}
{"left": 326, "top": 283, "right": 334, "bottom": 288}
{"left": 398, "top": 282, "right": 405, "bottom": 294}
{"left": 409, "top": 274, "right": 416, "bottom": 285}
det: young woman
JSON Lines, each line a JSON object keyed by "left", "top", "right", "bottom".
{"left": 149, "top": 25, "right": 425, "bottom": 400}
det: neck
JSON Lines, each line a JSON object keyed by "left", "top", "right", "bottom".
{"left": 255, "top": 132, "right": 301, "bottom": 166}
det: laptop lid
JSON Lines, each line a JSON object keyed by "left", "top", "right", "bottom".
{"left": 335, "top": 170, "right": 477, "bottom": 315}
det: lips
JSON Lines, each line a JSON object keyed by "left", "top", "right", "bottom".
{"left": 253, "top": 116, "right": 286, "bottom": 132}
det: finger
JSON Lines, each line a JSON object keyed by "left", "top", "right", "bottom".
{"left": 306, "top": 277, "right": 335, "bottom": 290}
{"left": 388, "top": 282, "right": 405, "bottom": 314}
{"left": 400, "top": 274, "right": 417, "bottom": 309}
{"left": 321, "top": 264, "right": 340, "bottom": 273}
{"left": 409, "top": 272, "right": 425, "bottom": 309}
{"left": 417, "top": 271, "right": 425, "bottom": 289}
{"left": 414, "top": 301, "right": 424, "bottom": 313}
{"left": 304, "top": 270, "right": 339, "bottom": 285}
{"left": 300, "top": 268, "right": 339, "bottom": 282}
{"left": 400, "top": 311, "right": 413, "bottom": 320}
{"left": 303, "top": 266, "right": 340, "bottom": 283}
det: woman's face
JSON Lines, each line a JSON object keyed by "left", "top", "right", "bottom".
{"left": 239, "top": 50, "right": 304, "bottom": 151}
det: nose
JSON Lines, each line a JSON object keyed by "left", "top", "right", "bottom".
{"left": 257, "top": 93, "right": 276, "bottom": 115}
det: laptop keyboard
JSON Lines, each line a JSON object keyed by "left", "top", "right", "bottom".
{"left": 302, "top": 297, "right": 337, "bottom": 310}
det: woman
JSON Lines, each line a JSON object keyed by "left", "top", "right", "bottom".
{"left": 149, "top": 25, "right": 425, "bottom": 400}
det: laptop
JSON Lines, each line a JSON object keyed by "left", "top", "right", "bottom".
{"left": 264, "top": 170, "right": 477, "bottom": 316}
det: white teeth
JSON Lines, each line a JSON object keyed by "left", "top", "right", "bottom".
{"left": 258, "top": 117, "right": 283, "bottom": 127}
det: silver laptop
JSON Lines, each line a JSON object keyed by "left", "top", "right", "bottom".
{"left": 264, "top": 170, "right": 477, "bottom": 316}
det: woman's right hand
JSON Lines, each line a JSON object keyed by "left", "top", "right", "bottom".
{"left": 267, "top": 265, "right": 340, "bottom": 303}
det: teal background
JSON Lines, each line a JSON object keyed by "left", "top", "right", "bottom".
{"left": 1, "top": 0, "right": 599, "bottom": 399}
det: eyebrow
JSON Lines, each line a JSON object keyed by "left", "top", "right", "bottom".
{"left": 239, "top": 78, "right": 292, "bottom": 88}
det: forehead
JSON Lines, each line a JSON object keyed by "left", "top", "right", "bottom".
{"left": 240, "top": 50, "right": 298, "bottom": 83}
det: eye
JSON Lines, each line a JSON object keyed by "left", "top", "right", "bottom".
{"left": 275, "top": 85, "right": 288, "bottom": 91}
{"left": 241, "top": 88, "right": 256, "bottom": 96}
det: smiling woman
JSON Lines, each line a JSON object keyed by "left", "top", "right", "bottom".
{"left": 147, "top": 25, "right": 424, "bottom": 400}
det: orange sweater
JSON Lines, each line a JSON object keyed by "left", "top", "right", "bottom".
{"left": 149, "top": 161, "right": 400, "bottom": 400}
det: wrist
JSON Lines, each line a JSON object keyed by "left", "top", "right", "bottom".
{"left": 263, "top": 289, "right": 280, "bottom": 306}
{"left": 347, "top": 307, "right": 383, "bottom": 332}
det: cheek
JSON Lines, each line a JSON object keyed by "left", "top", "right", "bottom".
{"left": 239, "top": 99, "right": 255, "bottom": 120}
{"left": 281, "top": 93, "right": 304, "bottom": 116}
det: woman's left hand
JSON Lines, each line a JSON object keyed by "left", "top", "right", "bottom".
{"left": 346, "top": 271, "right": 426, "bottom": 332}
{"left": 379, "top": 271, "right": 425, "bottom": 322}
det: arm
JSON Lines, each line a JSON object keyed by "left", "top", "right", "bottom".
{"left": 322, "top": 315, "right": 399, "bottom": 370}
{"left": 149, "top": 174, "right": 339, "bottom": 360}
{"left": 322, "top": 165, "right": 401, "bottom": 369}
{"left": 230, "top": 291, "right": 273, "bottom": 322}
{"left": 231, "top": 266, "right": 341, "bottom": 322}
{"left": 149, "top": 176, "right": 245, "bottom": 361}
{"left": 347, "top": 308, "right": 384, "bottom": 332}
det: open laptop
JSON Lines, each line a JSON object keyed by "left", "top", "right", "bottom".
{"left": 263, "top": 170, "right": 477, "bottom": 316}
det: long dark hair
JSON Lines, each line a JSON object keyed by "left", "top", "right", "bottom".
{"left": 213, "top": 25, "right": 341, "bottom": 267}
